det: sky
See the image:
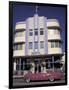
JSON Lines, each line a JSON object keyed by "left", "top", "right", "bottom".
{"left": 13, "top": 3, "right": 66, "bottom": 52}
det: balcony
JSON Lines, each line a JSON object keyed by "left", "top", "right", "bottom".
{"left": 48, "top": 48, "right": 62, "bottom": 54}
{"left": 15, "top": 22, "right": 26, "bottom": 30}
{"left": 14, "top": 36, "right": 25, "bottom": 43}
{"left": 47, "top": 19, "right": 60, "bottom": 28}
{"left": 13, "top": 50, "right": 25, "bottom": 57}
{"left": 48, "top": 34, "right": 61, "bottom": 40}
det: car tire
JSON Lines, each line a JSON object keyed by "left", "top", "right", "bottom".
{"left": 49, "top": 77, "right": 54, "bottom": 82}
{"left": 25, "top": 78, "right": 30, "bottom": 83}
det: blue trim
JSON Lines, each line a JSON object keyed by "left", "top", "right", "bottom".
{"left": 34, "top": 14, "right": 39, "bottom": 53}
{"left": 37, "top": 16, "right": 40, "bottom": 52}
{"left": 25, "top": 19, "right": 28, "bottom": 55}
{"left": 33, "top": 15, "right": 35, "bottom": 53}
{"left": 44, "top": 18, "right": 48, "bottom": 54}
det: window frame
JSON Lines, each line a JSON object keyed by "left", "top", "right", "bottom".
{"left": 34, "top": 41, "right": 38, "bottom": 49}
{"left": 13, "top": 44, "right": 23, "bottom": 50}
{"left": 51, "top": 42, "right": 55, "bottom": 48}
{"left": 35, "top": 31, "right": 38, "bottom": 35}
{"left": 51, "top": 41, "right": 61, "bottom": 48}
{"left": 40, "top": 30, "right": 44, "bottom": 35}
{"left": 40, "top": 41, "right": 44, "bottom": 48}
{"left": 29, "top": 31, "right": 33, "bottom": 36}
{"left": 29, "top": 42, "right": 33, "bottom": 49}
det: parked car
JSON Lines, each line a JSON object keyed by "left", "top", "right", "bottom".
{"left": 24, "top": 71, "right": 64, "bottom": 83}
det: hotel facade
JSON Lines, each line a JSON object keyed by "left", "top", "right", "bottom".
{"left": 13, "top": 13, "right": 64, "bottom": 75}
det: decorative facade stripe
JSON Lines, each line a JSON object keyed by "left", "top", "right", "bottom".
{"left": 25, "top": 19, "right": 28, "bottom": 55}
{"left": 45, "top": 17, "right": 48, "bottom": 54}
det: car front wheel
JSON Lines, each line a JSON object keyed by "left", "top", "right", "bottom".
{"left": 49, "top": 77, "right": 54, "bottom": 82}
{"left": 25, "top": 78, "right": 30, "bottom": 83}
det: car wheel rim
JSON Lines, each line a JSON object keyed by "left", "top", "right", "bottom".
{"left": 26, "top": 78, "right": 30, "bottom": 83}
{"left": 49, "top": 77, "right": 54, "bottom": 81}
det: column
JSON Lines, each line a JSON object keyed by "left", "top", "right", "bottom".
{"left": 41, "top": 61, "right": 46, "bottom": 73}
{"left": 52, "top": 56, "right": 54, "bottom": 71}
{"left": 18, "top": 58, "right": 21, "bottom": 75}
{"left": 25, "top": 19, "right": 28, "bottom": 55}
{"left": 41, "top": 66, "right": 43, "bottom": 73}
{"left": 43, "top": 61, "right": 46, "bottom": 73}
{"left": 23, "top": 60, "right": 24, "bottom": 72}
{"left": 44, "top": 17, "right": 48, "bottom": 54}
{"left": 30, "top": 62, "right": 35, "bottom": 73}
{"left": 13, "top": 60, "right": 16, "bottom": 71}
{"left": 34, "top": 14, "right": 39, "bottom": 53}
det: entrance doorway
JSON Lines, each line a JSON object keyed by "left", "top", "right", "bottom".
{"left": 34, "top": 59, "right": 41, "bottom": 73}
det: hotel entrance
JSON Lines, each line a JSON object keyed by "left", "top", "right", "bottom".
{"left": 13, "top": 54, "right": 63, "bottom": 76}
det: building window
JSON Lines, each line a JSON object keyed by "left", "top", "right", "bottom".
{"left": 40, "top": 31, "right": 44, "bottom": 35}
{"left": 56, "top": 42, "right": 61, "bottom": 47}
{"left": 14, "top": 45, "right": 18, "bottom": 50}
{"left": 59, "top": 42, "right": 61, "bottom": 47}
{"left": 16, "top": 60, "right": 31, "bottom": 71}
{"left": 16, "top": 59, "right": 21, "bottom": 71}
{"left": 40, "top": 41, "right": 44, "bottom": 48}
{"left": 29, "top": 32, "right": 33, "bottom": 36}
{"left": 18, "top": 44, "right": 22, "bottom": 50}
{"left": 35, "top": 31, "right": 38, "bottom": 35}
{"left": 14, "top": 44, "right": 23, "bottom": 50}
{"left": 34, "top": 42, "right": 38, "bottom": 49}
{"left": 55, "top": 42, "right": 59, "bottom": 47}
{"left": 40, "top": 28, "right": 44, "bottom": 35}
{"left": 29, "top": 42, "right": 32, "bottom": 49}
{"left": 51, "top": 41, "right": 61, "bottom": 48}
{"left": 29, "top": 29, "right": 33, "bottom": 36}
{"left": 51, "top": 42, "right": 54, "bottom": 48}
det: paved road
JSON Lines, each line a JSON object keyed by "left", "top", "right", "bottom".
{"left": 13, "top": 78, "right": 65, "bottom": 87}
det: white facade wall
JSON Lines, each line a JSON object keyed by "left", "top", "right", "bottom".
{"left": 13, "top": 50, "right": 25, "bottom": 56}
{"left": 39, "top": 49, "right": 45, "bottom": 55}
{"left": 15, "top": 22, "right": 26, "bottom": 29}
{"left": 13, "top": 15, "right": 62, "bottom": 57}
{"left": 28, "top": 17, "right": 34, "bottom": 29}
{"left": 48, "top": 48, "right": 62, "bottom": 54}
{"left": 48, "top": 29, "right": 61, "bottom": 40}
{"left": 47, "top": 19, "right": 60, "bottom": 27}
{"left": 14, "top": 36, "right": 25, "bottom": 43}
{"left": 39, "top": 16, "right": 45, "bottom": 28}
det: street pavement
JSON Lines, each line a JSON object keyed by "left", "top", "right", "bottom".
{"left": 13, "top": 77, "right": 65, "bottom": 87}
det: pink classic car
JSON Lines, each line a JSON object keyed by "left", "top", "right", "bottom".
{"left": 24, "top": 71, "right": 64, "bottom": 82}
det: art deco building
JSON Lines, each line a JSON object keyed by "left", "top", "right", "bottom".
{"left": 13, "top": 9, "right": 63, "bottom": 75}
